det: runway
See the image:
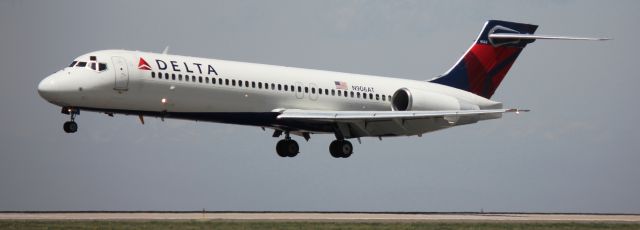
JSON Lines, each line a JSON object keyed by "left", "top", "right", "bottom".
{"left": 1, "top": 212, "right": 639, "bottom": 222}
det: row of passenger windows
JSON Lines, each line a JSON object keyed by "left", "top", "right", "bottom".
{"left": 150, "top": 71, "right": 392, "bottom": 101}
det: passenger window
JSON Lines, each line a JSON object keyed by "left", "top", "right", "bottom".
{"left": 225, "top": 79, "right": 229, "bottom": 85}
{"left": 369, "top": 93, "right": 373, "bottom": 100}
{"left": 331, "top": 89, "right": 335, "bottom": 96}
{"left": 277, "top": 84, "right": 282, "bottom": 90}
{"left": 252, "top": 81, "right": 256, "bottom": 88}
{"left": 375, "top": 94, "right": 380, "bottom": 100}
{"left": 151, "top": 72, "right": 155, "bottom": 78}
{"left": 382, "top": 95, "right": 386, "bottom": 101}
{"left": 311, "top": 88, "right": 315, "bottom": 94}
{"left": 211, "top": 77, "right": 215, "bottom": 84}
{"left": 258, "top": 82, "right": 262, "bottom": 89}
{"left": 232, "top": 79, "right": 236, "bottom": 86}
{"left": 304, "top": 87, "right": 308, "bottom": 93}
{"left": 357, "top": 92, "right": 361, "bottom": 98}
{"left": 284, "top": 85, "right": 288, "bottom": 91}
{"left": 172, "top": 74, "right": 176, "bottom": 80}
{"left": 199, "top": 76, "right": 203, "bottom": 83}
{"left": 265, "top": 83, "right": 269, "bottom": 89}
{"left": 219, "top": 78, "right": 223, "bottom": 84}
{"left": 76, "top": 62, "right": 87, "bottom": 67}
{"left": 350, "top": 91, "right": 354, "bottom": 97}
{"left": 179, "top": 74, "right": 183, "bottom": 81}
{"left": 206, "top": 77, "right": 210, "bottom": 84}
{"left": 298, "top": 86, "right": 302, "bottom": 92}
{"left": 185, "top": 75, "right": 190, "bottom": 82}
{"left": 192, "top": 76, "right": 196, "bottom": 82}
{"left": 271, "top": 83, "right": 275, "bottom": 90}
{"left": 69, "top": 61, "right": 77, "bottom": 67}
{"left": 337, "top": 90, "right": 341, "bottom": 96}
{"left": 165, "top": 73, "right": 169, "bottom": 80}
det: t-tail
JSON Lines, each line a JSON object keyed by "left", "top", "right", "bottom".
{"left": 430, "top": 20, "right": 609, "bottom": 99}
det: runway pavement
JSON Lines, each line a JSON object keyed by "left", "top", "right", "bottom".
{"left": 1, "top": 212, "right": 639, "bottom": 222}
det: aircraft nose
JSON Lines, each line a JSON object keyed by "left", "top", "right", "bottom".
{"left": 38, "top": 77, "right": 50, "bottom": 97}
{"left": 37, "top": 75, "right": 55, "bottom": 99}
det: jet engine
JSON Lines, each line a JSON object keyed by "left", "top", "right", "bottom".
{"left": 391, "top": 87, "right": 477, "bottom": 111}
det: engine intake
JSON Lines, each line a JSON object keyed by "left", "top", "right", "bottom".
{"left": 391, "top": 88, "right": 465, "bottom": 111}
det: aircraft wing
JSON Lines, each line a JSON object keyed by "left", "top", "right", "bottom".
{"left": 276, "top": 108, "right": 528, "bottom": 138}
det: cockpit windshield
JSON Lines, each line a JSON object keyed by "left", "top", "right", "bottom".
{"left": 68, "top": 56, "right": 107, "bottom": 72}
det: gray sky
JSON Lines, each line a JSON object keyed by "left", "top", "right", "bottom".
{"left": 1, "top": 0, "right": 638, "bottom": 213}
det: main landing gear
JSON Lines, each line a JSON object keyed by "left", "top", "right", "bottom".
{"left": 272, "top": 130, "right": 354, "bottom": 158}
{"left": 276, "top": 132, "right": 299, "bottom": 157}
{"left": 329, "top": 139, "right": 353, "bottom": 158}
{"left": 62, "top": 107, "right": 79, "bottom": 133}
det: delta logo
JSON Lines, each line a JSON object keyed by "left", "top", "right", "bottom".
{"left": 138, "top": 58, "right": 152, "bottom": 70}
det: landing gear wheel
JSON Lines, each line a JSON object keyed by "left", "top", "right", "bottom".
{"left": 276, "top": 139, "right": 299, "bottom": 157}
{"left": 329, "top": 140, "right": 353, "bottom": 158}
{"left": 63, "top": 121, "right": 78, "bottom": 133}
{"left": 62, "top": 107, "right": 79, "bottom": 134}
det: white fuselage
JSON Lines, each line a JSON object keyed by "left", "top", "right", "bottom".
{"left": 38, "top": 49, "right": 501, "bottom": 133}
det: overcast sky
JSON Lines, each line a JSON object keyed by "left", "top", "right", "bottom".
{"left": 1, "top": 0, "right": 638, "bottom": 213}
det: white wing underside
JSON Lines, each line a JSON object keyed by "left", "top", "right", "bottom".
{"left": 276, "top": 108, "right": 527, "bottom": 138}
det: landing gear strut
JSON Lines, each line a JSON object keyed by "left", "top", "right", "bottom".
{"left": 276, "top": 131, "right": 299, "bottom": 157}
{"left": 62, "top": 107, "right": 78, "bottom": 133}
{"left": 329, "top": 139, "right": 353, "bottom": 158}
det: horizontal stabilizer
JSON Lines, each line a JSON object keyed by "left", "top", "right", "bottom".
{"left": 489, "top": 33, "right": 611, "bottom": 41}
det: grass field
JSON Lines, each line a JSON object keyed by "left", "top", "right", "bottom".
{"left": 1, "top": 220, "right": 639, "bottom": 230}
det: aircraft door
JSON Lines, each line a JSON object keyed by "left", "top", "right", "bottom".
{"left": 111, "top": 56, "right": 129, "bottom": 91}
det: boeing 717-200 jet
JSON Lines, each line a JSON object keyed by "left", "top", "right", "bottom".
{"left": 37, "top": 20, "right": 607, "bottom": 158}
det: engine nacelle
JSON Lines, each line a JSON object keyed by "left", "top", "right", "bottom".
{"left": 391, "top": 88, "right": 477, "bottom": 111}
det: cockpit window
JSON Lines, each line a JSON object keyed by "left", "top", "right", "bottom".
{"left": 69, "top": 58, "right": 107, "bottom": 72}
{"left": 89, "top": 62, "right": 108, "bottom": 72}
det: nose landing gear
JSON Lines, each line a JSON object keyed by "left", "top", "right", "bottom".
{"left": 61, "top": 107, "right": 79, "bottom": 133}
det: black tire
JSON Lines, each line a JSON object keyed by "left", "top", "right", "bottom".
{"left": 285, "top": 140, "right": 299, "bottom": 157}
{"left": 276, "top": 140, "right": 287, "bottom": 157}
{"left": 340, "top": 140, "right": 353, "bottom": 158}
{"left": 329, "top": 140, "right": 341, "bottom": 158}
{"left": 329, "top": 140, "right": 353, "bottom": 158}
{"left": 63, "top": 121, "right": 77, "bottom": 133}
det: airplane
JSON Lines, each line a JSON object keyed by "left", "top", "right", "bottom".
{"left": 37, "top": 20, "right": 607, "bottom": 158}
